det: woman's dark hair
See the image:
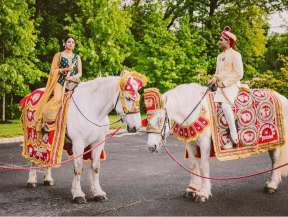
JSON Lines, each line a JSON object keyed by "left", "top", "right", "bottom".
{"left": 63, "top": 36, "right": 76, "bottom": 44}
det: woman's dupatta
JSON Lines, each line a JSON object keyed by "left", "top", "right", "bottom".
{"left": 35, "top": 52, "right": 61, "bottom": 132}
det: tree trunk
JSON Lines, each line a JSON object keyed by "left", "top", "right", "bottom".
{"left": 1, "top": 39, "right": 5, "bottom": 122}
{"left": 207, "top": 0, "right": 218, "bottom": 30}
{"left": 2, "top": 92, "right": 5, "bottom": 122}
{"left": 35, "top": 0, "right": 42, "bottom": 18}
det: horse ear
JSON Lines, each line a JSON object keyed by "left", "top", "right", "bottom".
{"left": 120, "top": 69, "right": 129, "bottom": 77}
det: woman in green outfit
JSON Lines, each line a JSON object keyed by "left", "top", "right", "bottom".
{"left": 40, "top": 36, "right": 82, "bottom": 132}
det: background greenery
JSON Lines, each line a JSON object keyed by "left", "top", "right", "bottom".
{"left": 0, "top": 0, "right": 287, "bottom": 122}
{"left": 0, "top": 115, "right": 125, "bottom": 137}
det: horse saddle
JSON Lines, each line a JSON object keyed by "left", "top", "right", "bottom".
{"left": 208, "top": 88, "right": 285, "bottom": 160}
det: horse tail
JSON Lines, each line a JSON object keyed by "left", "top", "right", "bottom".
{"left": 278, "top": 94, "right": 288, "bottom": 177}
{"left": 279, "top": 142, "right": 288, "bottom": 177}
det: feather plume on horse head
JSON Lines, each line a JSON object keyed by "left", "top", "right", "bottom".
{"left": 143, "top": 88, "right": 165, "bottom": 112}
{"left": 119, "top": 69, "right": 148, "bottom": 92}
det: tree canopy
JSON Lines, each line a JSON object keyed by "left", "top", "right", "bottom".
{"left": 0, "top": 0, "right": 287, "bottom": 120}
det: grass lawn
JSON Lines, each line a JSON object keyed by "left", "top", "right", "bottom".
{"left": 0, "top": 115, "right": 126, "bottom": 138}
{"left": 0, "top": 119, "right": 23, "bottom": 138}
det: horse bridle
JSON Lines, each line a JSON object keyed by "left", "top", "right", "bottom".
{"left": 147, "top": 86, "right": 212, "bottom": 145}
{"left": 114, "top": 92, "right": 140, "bottom": 123}
{"left": 71, "top": 90, "right": 139, "bottom": 128}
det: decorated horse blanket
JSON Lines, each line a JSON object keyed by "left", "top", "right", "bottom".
{"left": 20, "top": 88, "right": 71, "bottom": 168}
{"left": 208, "top": 89, "right": 286, "bottom": 161}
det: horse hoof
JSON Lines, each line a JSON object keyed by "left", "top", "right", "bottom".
{"left": 27, "top": 183, "right": 37, "bottom": 188}
{"left": 264, "top": 186, "right": 277, "bottom": 194}
{"left": 73, "top": 197, "right": 87, "bottom": 204}
{"left": 194, "top": 195, "right": 207, "bottom": 203}
{"left": 183, "top": 191, "right": 196, "bottom": 199}
{"left": 43, "top": 180, "right": 55, "bottom": 186}
{"left": 93, "top": 195, "right": 108, "bottom": 202}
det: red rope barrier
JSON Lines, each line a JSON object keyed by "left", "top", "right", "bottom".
{"left": 164, "top": 145, "right": 288, "bottom": 181}
{"left": 0, "top": 128, "right": 121, "bottom": 171}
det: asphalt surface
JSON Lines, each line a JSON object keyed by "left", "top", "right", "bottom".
{"left": 0, "top": 134, "right": 288, "bottom": 216}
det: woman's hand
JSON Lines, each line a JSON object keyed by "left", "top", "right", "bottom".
{"left": 66, "top": 76, "right": 80, "bottom": 83}
{"left": 66, "top": 76, "right": 73, "bottom": 81}
{"left": 208, "top": 77, "right": 217, "bottom": 85}
{"left": 60, "top": 67, "right": 70, "bottom": 75}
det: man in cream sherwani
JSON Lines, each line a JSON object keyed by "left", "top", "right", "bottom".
{"left": 209, "top": 26, "right": 244, "bottom": 149}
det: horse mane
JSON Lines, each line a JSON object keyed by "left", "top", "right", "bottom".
{"left": 78, "top": 76, "right": 119, "bottom": 92}
{"left": 164, "top": 83, "right": 206, "bottom": 99}
{"left": 164, "top": 83, "right": 207, "bottom": 123}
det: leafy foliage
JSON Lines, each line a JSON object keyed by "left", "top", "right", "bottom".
{"left": 67, "top": 0, "right": 134, "bottom": 78}
{"left": 0, "top": 0, "right": 287, "bottom": 120}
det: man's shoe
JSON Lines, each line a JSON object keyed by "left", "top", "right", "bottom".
{"left": 223, "top": 132, "right": 238, "bottom": 150}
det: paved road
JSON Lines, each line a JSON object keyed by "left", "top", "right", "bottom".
{"left": 0, "top": 134, "right": 288, "bottom": 216}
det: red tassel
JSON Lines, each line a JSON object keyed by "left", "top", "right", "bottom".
{"left": 185, "top": 148, "right": 189, "bottom": 159}
{"left": 100, "top": 149, "right": 106, "bottom": 160}
{"left": 142, "top": 118, "right": 148, "bottom": 127}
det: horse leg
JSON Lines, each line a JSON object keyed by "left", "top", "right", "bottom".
{"left": 43, "top": 167, "right": 55, "bottom": 186}
{"left": 71, "top": 141, "right": 86, "bottom": 204}
{"left": 265, "top": 148, "right": 282, "bottom": 193}
{"left": 194, "top": 132, "right": 212, "bottom": 202}
{"left": 264, "top": 95, "right": 288, "bottom": 193}
{"left": 27, "top": 165, "right": 37, "bottom": 188}
{"left": 183, "top": 143, "right": 201, "bottom": 200}
{"left": 90, "top": 142, "right": 108, "bottom": 202}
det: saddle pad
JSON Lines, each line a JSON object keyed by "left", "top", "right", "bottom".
{"left": 20, "top": 88, "right": 71, "bottom": 167}
{"left": 208, "top": 89, "right": 285, "bottom": 161}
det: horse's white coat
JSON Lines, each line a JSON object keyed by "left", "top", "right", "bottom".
{"left": 147, "top": 83, "right": 288, "bottom": 202}
{"left": 27, "top": 76, "right": 142, "bottom": 201}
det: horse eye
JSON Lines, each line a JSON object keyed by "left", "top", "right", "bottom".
{"left": 125, "top": 96, "right": 132, "bottom": 101}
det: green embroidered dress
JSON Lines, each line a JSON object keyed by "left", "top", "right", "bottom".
{"left": 57, "top": 53, "right": 79, "bottom": 86}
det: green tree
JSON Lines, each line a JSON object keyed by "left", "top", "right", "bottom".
{"left": 128, "top": 3, "right": 209, "bottom": 92}
{"left": 0, "top": 0, "right": 44, "bottom": 121}
{"left": 217, "top": 4, "right": 268, "bottom": 81}
{"left": 67, "top": 0, "right": 134, "bottom": 79}
{"left": 33, "top": 0, "right": 79, "bottom": 74}
{"left": 251, "top": 55, "right": 288, "bottom": 96}
{"left": 263, "top": 33, "right": 288, "bottom": 71}
{"left": 175, "top": 16, "right": 210, "bottom": 85}
{"left": 128, "top": 3, "right": 180, "bottom": 91}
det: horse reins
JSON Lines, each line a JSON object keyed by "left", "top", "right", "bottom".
{"left": 71, "top": 94, "right": 122, "bottom": 127}
{"left": 158, "top": 85, "right": 212, "bottom": 139}
{"left": 179, "top": 86, "right": 211, "bottom": 126}
{"left": 164, "top": 146, "right": 288, "bottom": 181}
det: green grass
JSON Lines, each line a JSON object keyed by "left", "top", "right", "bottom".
{"left": 0, "top": 119, "right": 23, "bottom": 138}
{"left": 0, "top": 115, "right": 126, "bottom": 138}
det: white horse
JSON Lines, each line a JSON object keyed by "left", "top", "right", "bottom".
{"left": 145, "top": 83, "right": 288, "bottom": 202}
{"left": 26, "top": 73, "right": 146, "bottom": 204}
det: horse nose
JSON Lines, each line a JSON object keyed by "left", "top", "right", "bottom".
{"left": 127, "top": 126, "right": 137, "bottom": 133}
{"left": 148, "top": 145, "right": 157, "bottom": 153}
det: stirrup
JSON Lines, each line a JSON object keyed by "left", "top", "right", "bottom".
{"left": 228, "top": 133, "right": 239, "bottom": 148}
{"left": 41, "top": 123, "right": 50, "bottom": 133}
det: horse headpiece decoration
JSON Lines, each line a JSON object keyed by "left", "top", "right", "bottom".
{"left": 143, "top": 88, "right": 166, "bottom": 133}
{"left": 119, "top": 70, "right": 148, "bottom": 114}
